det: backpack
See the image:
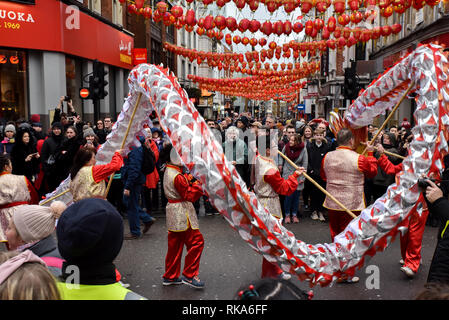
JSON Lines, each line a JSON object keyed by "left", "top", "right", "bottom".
{"left": 141, "top": 146, "right": 156, "bottom": 175}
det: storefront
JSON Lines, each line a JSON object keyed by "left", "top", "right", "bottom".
{"left": 0, "top": 0, "right": 134, "bottom": 126}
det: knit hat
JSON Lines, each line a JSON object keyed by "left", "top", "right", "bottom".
{"left": 30, "top": 114, "right": 40, "bottom": 124}
{"left": 56, "top": 198, "right": 124, "bottom": 267}
{"left": 12, "top": 201, "right": 67, "bottom": 243}
{"left": 237, "top": 116, "right": 249, "bottom": 128}
{"left": 5, "top": 124, "right": 16, "bottom": 134}
{"left": 83, "top": 127, "right": 96, "bottom": 138}
{"left": 51, "top": 122, "right": 63, "bottom": 130}
{"left": 401, "top": 118, "right": 411, "bottom": 130}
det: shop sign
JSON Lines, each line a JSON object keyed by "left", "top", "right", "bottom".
{"left": 132, "top": 48, "right": 148, "bottom": 66}
{"left": 0, "top": 1, "right": 134, "bottom": 69}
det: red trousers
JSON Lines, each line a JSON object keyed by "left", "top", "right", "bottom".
{"left": 163, "top": 228, "right": 204, "bottom": 280}
{"left": 328, "top": 209, "right": 361, "bottom": 242}
{"left": 400, "top": 209, "right": 429, "bottom": 272}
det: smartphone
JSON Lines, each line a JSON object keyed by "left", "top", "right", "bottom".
{"left": 64, "top": 96, "right": 70, "bottom": 102}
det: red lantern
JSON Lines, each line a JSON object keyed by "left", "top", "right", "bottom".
{"left": 185, "top": 9, "right": 196, "bottom": 26}
{"left": 293, "top": 22, "right": 303, "bottom": 33}
{"left": 242, "top": 37, "right": 250, "bottom": 45}
{"left": 135, "top": 0, "right": 144, "bottom": 9}
{"left": 326, "top": 39, "right": 336, "bottom": 49}
{"left": 156, "top": 1, "right": 167, "bottom": 13}
{"left": 301, "top": 0, "right": 314, "bottom": 13}
{"left": 226, "top": 17, "right": 238, "bottom": 31}
{"left": 380, "top": 25, "right": 392, "bottom": 36}
{"left": 361, "top": 29, "right": 372, "bottom": 42}
{"left": 171, "top": 5, "right": 183, "bottom": 18}
{"left": 274, "top": 21, "right": 284, "bottom": 36}
{"left": 333, "top": 0, "right": 346, "bottom": 14}
{"left": 234, "top": 0, "right": 246, "bottom": 10}
{"left": 215, "top": 15, "right": 226, "bottom": 30}
{"left": 225, "top": 34, "right": 232, "bottom": 46}
{"left": 249, "top": 19, "right": 261, "bottom": 33}
{"left": 305, "top": 20, "right": 314, "bottom": 36}
{"left": 284, "top": 21, "right": 292, "bottom": 35}
{"left": 316, "top": 0, "right": 330, "bottom": 12}
{"left": 347, "top": 36, "right": 357, "bottom": 47}
{"left": 378, "top": 0, "right": 391, "bottom": 8}
{"left": 266, "top": 0, "right": 278, "bottom": 13}
{"left": 338, "top": 14, "right": 350, "bottom": 26}
{"left": 269, "top": 41, "right": 277, "bottom": 50}
{"left": 204, "top": 15, "right": 214, "bottom": 30}
{"left": 196, "top": 27, "right": 205, "bottom": 36}
{"left": 391, "top": 23, "right": 402, "bottom": 34}
{"left": 261, "top": 21, "right": 273, "bottom": 36}
{"left": 381, "top": 6, "right": 394, "bottom": 17}
{"left": 314, "top": 19, "right": 324, "bottom": 30}
{"left": 249, "top": 0, "right": 259, "bottom": 11}
{"left": 334, "top": 26, "right": 342, "bottom": 38}
{"left": 259, "top": 38, "right": 267, "bottom": 46}
{"left": 337, "top": 37, "right": 346, "bottom": 48}
{"left": 310, "top": 27, "right": 318, "bottom": 38}
{"left": 352, "top": 27, "right": 361, "bottom": 40}
{"left": 327, "top": 17, "right": 336, "bottom": 35}
{"left": 142, "top": 7, "right": 152, "bottom": 19}
{"left": 250, "top": 38, "right": 258, "bottom": 47}
{"left": 203, "top": 0, "right": 213, "bottom": 6}
{"left": 371, "top": 26, "right": 381, "bottom": 39}
{"left": 343, "top": 27, "right": 351, "bottom": 39}
{"left": 128, "top": 4, "right": 137, "bottom": 14}
{"left": 322, "top": 26, "right": 331, "bottom": 39}
{"left": 238, "top": 18, "right": 250, "bottom": 32}
{"left": 348, "top": 0, "right": 359, "bottom": 10}
{"left": 216, "top": 0, "right": 227, "bottom": 7}
{"left": 233, "top": 35, "right": 241, "bottom": 44}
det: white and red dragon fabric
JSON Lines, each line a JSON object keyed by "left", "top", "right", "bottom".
{"left": 42, "top": 43, "right": 449, "bottom": 287}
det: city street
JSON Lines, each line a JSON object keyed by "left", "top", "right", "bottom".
{"left": 116, "top": 206, "right": 439, "bottom": 300}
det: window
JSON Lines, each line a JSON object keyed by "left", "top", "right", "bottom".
{"left": 181, "top": 60, "right": 186, "bottom": 81}
{"left": 88, "top": 0, "right": 101, "bottom": 14}
{"left": 0, "top": 49, "right": 28, "bottom": 121}
{"left": 151, "top": 39, "right": 162, "bottom": 65}
{"left": 65, "top": 57, "right": 82, "bottom": 116}
{"left": 112, "top": 0, "right": 123, "bottom": 26}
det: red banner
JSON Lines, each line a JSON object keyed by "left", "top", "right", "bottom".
{"left": 0, "top": 0, "right": 134, "bottom": 69}
{"left": 132, "top": 48, "right": 147, "bottom": 66}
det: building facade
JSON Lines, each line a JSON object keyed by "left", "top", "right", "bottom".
{"left": 0, "top": 0, "right": 137, "bottom": 127}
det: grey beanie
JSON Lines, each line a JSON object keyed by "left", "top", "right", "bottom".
{"left": 83, "top": 127, "right": 96, "bottom": 139}
{"left": 5, "top": 124, "right": 16, "bottom": 134}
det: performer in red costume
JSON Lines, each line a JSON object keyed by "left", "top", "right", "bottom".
{"left": 254, "top": 135, "right": 305, "bottom": 279}
{"left": 160, "top": 144, "right": 206, "bottom": 289}
{"left": 376, "top": 143, "right": 428, "bottom": 278}
{"left": 321, "top": 128, "right": 377, "bottom": 283}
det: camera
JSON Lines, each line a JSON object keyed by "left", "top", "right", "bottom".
{"left": 418, "top": 178, "right": 434, "bottom": 190}
{"left": 63, "top": 96, "right": 70, "bottom": 102}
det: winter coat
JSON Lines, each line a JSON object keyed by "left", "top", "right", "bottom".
{"left": 1, "top": 137, "right": 15, "bottom": 155}
{"left": 306, "top": 140, "right": 331, "bottom": 180}
{"left": 373, "top": 147, "right": 400, "bottom": 187}
{"left": 54, "top": 136, "right": 82, "bottom": 181}
{"left": 40, "top": 133, "right": 64, "bottom": 174}
{"left": 10, "top": 131, "right": 40, "bottom": 182}
{"left": 279, "top": 145, "right": 308, "bottom": 191}
{"left": 94, "top": 128, "right": 107, "bottom": 144}
{"left": 427, "top": 197, "right": 449, "bottom": 284}
{"left": 121, "top": 137, "right": 147, "bottom": 189}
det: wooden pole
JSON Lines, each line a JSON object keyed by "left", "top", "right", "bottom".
{"left": 104, "top": 92, "right": 143, "bottom": 198}
{"left": 277, "top": 150, "right": 357, "bottom": 219}
{"left": 39, "top": 189, "right": 70, "bottom": 206}
{"left": 361, "top": 81, "right": 415, "bottom": 155}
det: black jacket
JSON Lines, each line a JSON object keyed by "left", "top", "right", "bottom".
{"left": 427, "top": 197, "right": 449, "bottom": 284}
{"left": 40, "top": 133, "right": 64, "bottom": 173}
{"left": 54, "top": 136, "right": 82, "bottom": 181}
{"left": 306, "top": 140, "right": 331, "bottom": 179}
{"left": 10, "top": 130, "right": 40, "bottom": 181}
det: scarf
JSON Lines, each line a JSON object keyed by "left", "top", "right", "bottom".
{"left": 285, "top": 141, "right": 304, "bottom": 161}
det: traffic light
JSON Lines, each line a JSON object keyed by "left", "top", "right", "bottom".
{"left": 90, "top": 60, "right": 108, "bottom": 100}
{"left": 343, "top": 67, "right": 359, "bottom": 100}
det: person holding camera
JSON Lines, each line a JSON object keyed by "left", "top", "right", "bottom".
{"left": 423, "top": 179, "right": 449, "bottom": 284}
{"left": 53, "top": 96, "right": 78, "bottom": 131}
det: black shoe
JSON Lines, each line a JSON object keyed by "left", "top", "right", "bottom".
{"left": 142, "top": 220, "right": 154, "bottom": 234}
